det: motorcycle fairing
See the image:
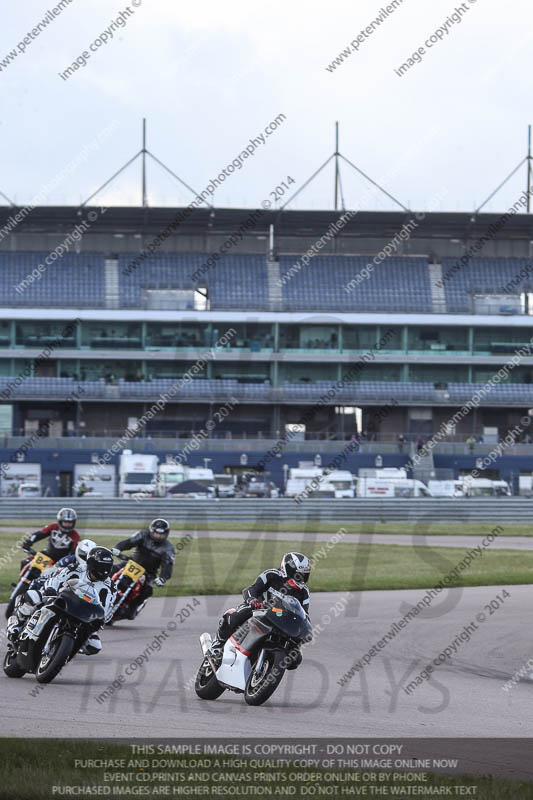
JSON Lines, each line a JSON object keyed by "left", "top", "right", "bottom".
{"left": 216, "top": 637, "right": 253, "bottom": 691}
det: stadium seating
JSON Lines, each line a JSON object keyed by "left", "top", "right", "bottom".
{"left": 440, "top": 257, "right": 533, "bottom": 312}
{"left": 118, "top": 253, "right": 269, "bottom": 310}
{"left": 279, "top": 255, "right": 433, "bottom": 312}
{"left": 209, "top": 255, "right": 269, "bottom": 310}
{"left": 0, "top": 252, "right": 105, "bottom": 307}
{"left": 1, "top": 251, "right": 533, "bottom": 314}
{"left": 3, "top": 376, "right": 533, "bottom": 406}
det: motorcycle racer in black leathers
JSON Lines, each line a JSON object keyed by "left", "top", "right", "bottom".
{"left": 112, "top": 519, "right": 174, "bottom": 619}
{"left": 7, "top": 547, "right": 115, "bottom": 655}
{"left": 209, "top": 552, "right": 311, "bottom": 669}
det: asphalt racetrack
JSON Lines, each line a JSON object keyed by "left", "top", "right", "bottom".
{"left": 2, "top": 584, "right": 533, "bottom": 771}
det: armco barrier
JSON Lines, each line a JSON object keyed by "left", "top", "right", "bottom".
{"left": 0, "top": 497, "right": 532, "bottom": 523}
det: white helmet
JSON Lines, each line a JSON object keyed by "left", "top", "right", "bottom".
{"left": 75, "top": 539, "right": 97, "bottom": 566}
{"left": 57, "top": 507, "right": 77, "bottom": 533}
{"left": 280, "top": 552, "right": 311, "bottom": 586}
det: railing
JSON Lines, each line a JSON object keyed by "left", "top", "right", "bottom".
{"left": 3, "top": 434, "right": 533, "bottom": 456}
{"left": 0, "top": 497, "right": 531, "bottom": 523}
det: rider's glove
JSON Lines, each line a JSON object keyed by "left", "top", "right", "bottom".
{"left": 154, "top": 577, "right": 166, "bottom": 587}
{"left": 111, "top": 548, "right": 121, "bottom": 557}
{"left": 250, "top": 599, "right": 263, "bottom": 610}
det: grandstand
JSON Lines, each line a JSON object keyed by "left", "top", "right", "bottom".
{"left": 1, "top": 203, "right": 533, "bottom": 494}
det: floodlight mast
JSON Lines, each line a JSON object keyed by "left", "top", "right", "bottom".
{"left": 0, "top": 189, "right": 15, "bottom": 206}
{"left": 334, "top": 121, "right": 340, "bottom": 211}
{"left": 274, "top": 121, "right": 409, "bottom": 227}
{"left": 474, "top": 124, "right": 532, "bottom": 215}
{"left": 78, "top": 118, "right": 211, "bottom": 209}
{"left": 526, "top": 125, "right": 531, "bottom": 214}
{"left": 142, "top": 118, "right": 147, "bottom": 208}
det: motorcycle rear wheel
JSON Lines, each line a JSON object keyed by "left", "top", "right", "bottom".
{"left": 3, "top": 648, "right": 26, "bottom": 678}
{"left": 35, "top": 630, "right": 74, "bottom": 684}
{"left": 195, "top": 657, "right": 225, "bottom": 700}
{"left": 244, "top": 650, "right": 286, "bottom": 706}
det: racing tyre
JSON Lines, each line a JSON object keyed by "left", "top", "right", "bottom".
{"left": 195, "top": 657, "right": 225, "bottom": 700}
{"left": 36, "top": 629, "right": 74, "bottom": 684}
{"left": 3, "top": 648, "right": 26, "bottom": 678}
{"left": 244, "top": 650, "right": 286, "bottom": 706}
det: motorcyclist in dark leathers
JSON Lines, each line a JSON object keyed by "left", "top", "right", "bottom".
{"left": 209, "top": 551, "right": 311, "bottom": 669}
{"left": 112, "top": 518, "right": 174, "bottom": 619}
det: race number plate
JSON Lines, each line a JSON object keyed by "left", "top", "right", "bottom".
{"left": 31, "top": 552, "right": 54, "bottom": 572}
{"left": 123, "top": 560, "right": 145, "bottom": 582}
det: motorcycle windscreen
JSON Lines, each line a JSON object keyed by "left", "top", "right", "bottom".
{"left": 260, "top": 596, "right": 312, "bottom": 641}
{"left": 50, "top": 589, "right": 105, "bottom": 624}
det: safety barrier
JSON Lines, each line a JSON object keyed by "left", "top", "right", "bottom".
{"left": 0, "top": 497, "right": 531, "bottom": 523}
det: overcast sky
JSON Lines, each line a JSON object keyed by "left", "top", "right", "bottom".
{"left": 0, "top": 0, "right": 531, "bottom": 213}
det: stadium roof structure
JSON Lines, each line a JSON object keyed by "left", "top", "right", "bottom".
{"left": 2, "top": 205, "right": 533, "bottom": 243}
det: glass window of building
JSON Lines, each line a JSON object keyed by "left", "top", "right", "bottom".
{"left": 473, "top": 365, "right": 533, "bottom": 384}
{"left": 219, "top": 324, "right": 273, "bottom": 350}
{"left": 59, "top": 360, "right": 79, "bottom": 379}
{"left": 342, "top": 364, "right": 402, "bottom": 382}
{"left": 75, "top": 361, "right": 144, "bottom": 382}
{"left": 15, "top": 320, "right": 77, "bottom": 348}
{"left": 408, "top": 364, "right": 469, "bottom": 382}
{"left": 342, "top": 326, "right": 379, "bottom": 351}
{"left": 212, "top": 362, "right": 271, "bottom": 382}
{"left": 279, "top": 325, "right": 339, "bottom": 350}
{"left": 473, "top": 327, "right": 532, "bottom": 354}
{"left": 146, "top": 323, "right": 207, "bottom": 349}
{"left": 279, "top": 363, "right": 337, "bottom": 382}
{"left": 407, "top": 326, "right": 469, "bottom": 353}
{"left": 377, "top": 326, "right": 403, "bottom": 352}
{"left": 146, "top": 361, "right": 200, "bottom": 380}
{"left": 81, "top": 322, "right": 142, "bottom": 349}
{"left": 0, "top": 321, "right": 10, "bottom": 347}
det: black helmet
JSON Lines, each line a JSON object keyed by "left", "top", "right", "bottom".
{"left": 57, "top": 507, "right": 77, "bottom": 533}
{"left": 149, "top": 518, "right": 170, "bottom": 542}
{"left": 86, "top": 547, "right": 114, "bottom": 581}
{"left": 280, "top": 552, "right": 311, "bottom": 586}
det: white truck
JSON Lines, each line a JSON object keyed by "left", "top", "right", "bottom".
{"left": 157, "top": 463, "right": 186, "bottom": 496}
{"left": 73, "top": 463, "right": 116, "bottom": 498}
{"left": 1, "top": 463, "right": 41, "bottom": 497}
{"left": 356, "top": 477, "right": 433, "bottom": 497}
{"left": 184, "top": 466, "right": 216, "bottom": 495}
{"left": 428, "top": 480, "right": 465, "bottom": 498}
{"left": 285, "top": 466, "right": 356, "bottom": 498}
{"left": 119, "top": 451, "right": 159, "bottom": 498}
{"left": 213, "top": 474, "right": 237, "bottom": 497}
{"left": 462, "top": 477, "right": 511, "bottom": 497}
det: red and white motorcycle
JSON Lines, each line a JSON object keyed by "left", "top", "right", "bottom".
{"left": 195, "top": 595, "right": 312, "bottom": 706}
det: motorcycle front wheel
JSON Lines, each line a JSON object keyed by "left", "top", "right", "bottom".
{"left": 35, "top": 628, "right": 74, "bottom": 684}
{"left": 195, "top": 657, "right": 225, "bottom": 700}
{"left": 244, "top": 650, "right": 286, "bottom": 706}
{"left": 3, "top": 648, "right": 26, "bottom": 678}
{"left": 5, "top": 582, "right": 27, "bottom": 620}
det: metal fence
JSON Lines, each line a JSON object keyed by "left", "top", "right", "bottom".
{"left": 0, "top": 497, "right": 532, "bottom": 523}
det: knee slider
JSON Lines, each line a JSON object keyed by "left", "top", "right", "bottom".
{"left": 85, "top": 632, "right": 102, "bottom": 655}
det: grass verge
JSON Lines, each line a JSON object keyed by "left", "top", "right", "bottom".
{"left": 0, "top": 531, "right": 531, "bottom": 603}
{"left": 0, "top": 519, "right": 529, "bottom": 536}
{"left": 0, "top": 739, "right": 532, "bottom": 800}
